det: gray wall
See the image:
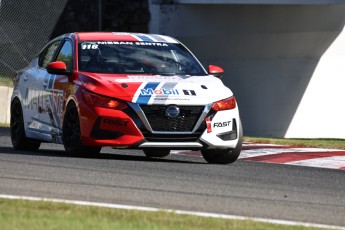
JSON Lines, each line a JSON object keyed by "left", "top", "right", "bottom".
{"left": 151, "top": 4, "right": 345, "bottom": 137}
{"left": 174, "top": 0, "right": 345, "bottom": 4}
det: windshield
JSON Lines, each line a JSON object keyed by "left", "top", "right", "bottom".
{"left": 78, "top": 41, "right": 207, "bottom": 76}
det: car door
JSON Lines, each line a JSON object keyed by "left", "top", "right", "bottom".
{"left": 23, "top": 40, "right": 61, "bottom": 140}
{"left": 39, "top": 39, "right": 73, "bottom": 142}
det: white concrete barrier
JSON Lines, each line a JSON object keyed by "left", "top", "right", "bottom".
{"left": 150, "top": 4, "right": 345, "bottom": 138}
{"left": 0, "top": 86, "right": 13, "bottom": 125}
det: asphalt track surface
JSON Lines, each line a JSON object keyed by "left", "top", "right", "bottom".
{"left": 0, "top": 127, "right": 344, "bottom": 227}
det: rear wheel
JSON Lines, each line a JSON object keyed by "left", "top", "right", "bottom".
{"left": 62, "top": 102, "right": 101, "bottom": 156}
{"left": 201, "top": 120, "right": 243, "bottom": 164}
{"left": 143, "top": 148, "right": 170, "bottom": 158}
{"left": 10, "top": 99, "right": 41, "bottom": 151}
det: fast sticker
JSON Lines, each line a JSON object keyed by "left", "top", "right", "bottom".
{"left": 213, "top": 121, "right": 231, "bottom": 128}
{"left": 99, "top": 117, "right": 129, "bottom": 131}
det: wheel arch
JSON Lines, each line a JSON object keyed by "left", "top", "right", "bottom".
{"left": 11, "top": 96, "right": 26, "bottom": 131}
{"left": 63, "top": 95, "right": 79, "bottom": 124}
{"left": 62, "top": 87, "right": 88, "bottom": 141}
{"left": 11, "top": 96, "right": 22, "bottom": 107}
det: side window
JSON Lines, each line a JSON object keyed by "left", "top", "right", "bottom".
{"left": 39, "top": 41, "right": 61, "bottom": 68}
{"left": 56, "top": 41, "right": 73, "bottom": 71}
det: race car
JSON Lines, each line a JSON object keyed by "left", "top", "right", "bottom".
{"left": 10, "top": 32, "right": 242, "bottom": 164}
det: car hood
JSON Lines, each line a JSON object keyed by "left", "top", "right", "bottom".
{"left": 78, "top": 72, "right": 233, "bottom": 105}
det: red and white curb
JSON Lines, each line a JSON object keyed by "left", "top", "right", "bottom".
{"left": 171, "top": 143, "right": 345, "bottom": 170}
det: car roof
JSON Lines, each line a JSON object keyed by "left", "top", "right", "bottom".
{"left": 75, "top": 32, "right": 179, "bottom": 44}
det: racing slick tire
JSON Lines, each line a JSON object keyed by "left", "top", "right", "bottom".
{"left": 143, "top": 148, "right": 170, "bottom": 158}
{"left": 201, "top": 120, "right": 243, "bottom": 164}
{"left": 62, "top": 102, "right": 101, "bottom": 156}
{"left": 10, "top": 98, "right": 41, "bottom": 151}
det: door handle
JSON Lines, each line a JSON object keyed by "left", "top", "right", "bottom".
{"left": 23, "top": 76, "right": 28, "bottom": 81}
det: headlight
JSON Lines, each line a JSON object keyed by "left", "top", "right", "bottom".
{"left": 82, "top": 90, "right": 128, "bottom": 110}
{"left": 211, "top": 96, "right": 236, "bottom": 111}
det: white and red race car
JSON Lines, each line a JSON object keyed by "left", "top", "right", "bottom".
{"left": 11, "top": 32, "right": 242, "bottom": 164}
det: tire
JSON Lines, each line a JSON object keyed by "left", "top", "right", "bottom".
{"left": 201, "top": 119, "right": 243, "bottom": 164}
{"left": 143, "top": 148, "right": 170, "bottom": 158}
{"left": 10, "top": 98, "right": 41, "bottom": 151}
{"left": 62, "top": 102, "right": 101, "bottom": 156}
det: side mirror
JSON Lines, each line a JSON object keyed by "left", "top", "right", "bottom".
{"left": 47, "top": 61, "right": 69, "bottom": 75}
{"left": 47, "top": 61, "right": 76, "bottom": 82}
{"left": 208, "top": 65, "right": 224, "bottom": 78}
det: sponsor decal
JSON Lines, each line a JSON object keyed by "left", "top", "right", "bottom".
{"left": 129, "top": 75, "right": 182, "bottom": 81}
{"left": 140, "top": 88, "right": 179, "bottom": 96}
{"left": 213, "top": 121, "right": 231, "bottom": 128}
{"left": 183, "top": 90, "right": 196, "bottom": 96}
{"left": 23, "top": 88, "right": 64, "bottom": 116}
{"left": 114, "top": 76, "right": 183, "bottom": 83}
{"left": 135, "top": 82, "right": 197, "bottom": 105}
{"left": 154, "top": 98, "right": 189, "bottom": 101}
{"left": 96, "top": 41, "right": 134, "bottom": 45}
{"left": 135, "top": 82, "right": 160, "bottom": 104}
{"left": 100, "top": 117, "right": 129, "bottom": 131}
{"left": 102, "top": 118, "right": 128, "bottom": 126}
{"left": 135, "top": 42, "right": 168, "bottom": 46}
{"left": 81, "top": 41, "right": 169, "bottom": 49}
{"left": 139, "top": 88, "right": 196, "bottom": 96}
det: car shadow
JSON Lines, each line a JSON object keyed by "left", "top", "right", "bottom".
{"left": 0, "top": 146, "right": 206, "bottom": 165}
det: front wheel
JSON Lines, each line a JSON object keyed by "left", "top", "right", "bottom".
{"left": 62, "top": 102, "right": 101, "bottom": 156}
{"left": 143, "top": 148, "right": 170, "bottom": 158}
{"left": 201, "top": 120, "right": 243, "bottom": 164}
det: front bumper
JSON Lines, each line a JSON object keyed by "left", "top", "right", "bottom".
{"left": 78, "top": 100, "right": 240, "bottom": 150}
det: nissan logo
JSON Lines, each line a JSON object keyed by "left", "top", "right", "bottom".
{"left": 165, "top": 105, "right": 180, "bottom": 118}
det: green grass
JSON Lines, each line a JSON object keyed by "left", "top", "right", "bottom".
{"left": 244, "top": 137, "right": 345, "bottom": 150}
{"left": 0, "top": 123, "right": 10, "bottom": 127}
{"left": 0, "top": 198, "right": 325, "bottom": 230}
{"left": 0, "top": 75, "right": 13, "bottom": 87}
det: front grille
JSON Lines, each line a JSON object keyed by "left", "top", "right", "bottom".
{"left": 140, "top": 105, "right": 204, "bottom": 132}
